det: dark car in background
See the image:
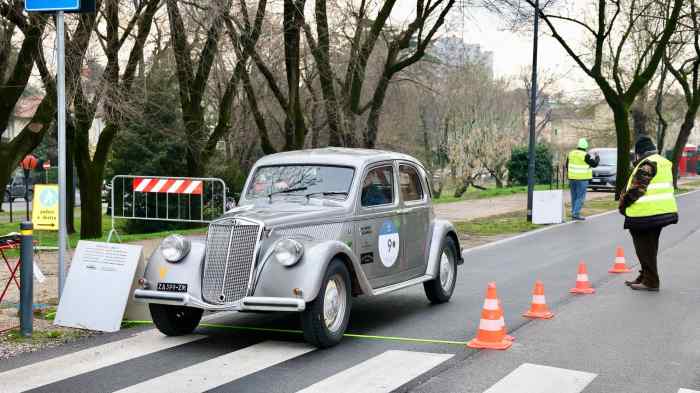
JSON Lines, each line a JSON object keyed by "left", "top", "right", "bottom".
{"left": 4, "top": 174, "right": 33, "bottom": 202}
{"left": 588, "top": 148, "right": 617, "bottom": 191}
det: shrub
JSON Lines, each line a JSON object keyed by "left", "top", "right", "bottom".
{"left": 506, "top": 144, "right": 554, "bottom": 186}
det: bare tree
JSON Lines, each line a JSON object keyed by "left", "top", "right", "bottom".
{"left": 0, "top": 1, "right": 96, "bottom": 205}
{"left": 665, "top": 1, "right": 700, "bottom": 186}
{"left": 487, "top": 0, "right": 685, "bottom": 195}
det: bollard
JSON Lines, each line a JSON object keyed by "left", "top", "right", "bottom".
{"left": 19, "top": 222, "right": 33, "bottom": 337}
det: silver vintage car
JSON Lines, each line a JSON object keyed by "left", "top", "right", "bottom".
{"left": 134, "top": 148, "right": 463, "bottom": 348}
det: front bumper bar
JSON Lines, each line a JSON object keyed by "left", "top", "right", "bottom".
{"left": 133, "top": 289, "right": 305, "bottom": 312}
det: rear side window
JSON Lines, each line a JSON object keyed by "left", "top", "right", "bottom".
{"left": 361, "top": 166, "right": 394, "bottom": 207}
{"left": 399, "top": 165, "right": 424, "bottom": 202}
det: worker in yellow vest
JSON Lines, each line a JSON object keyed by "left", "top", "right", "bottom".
{"left": 566, "top": 138, "right": 599, "bottom": 220}
{"left": 619, "top": 136, "right": 678, "bottom": 291}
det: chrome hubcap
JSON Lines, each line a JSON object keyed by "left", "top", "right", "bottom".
{"left": 439, "top": 251, "right": 454, "bottom": 292}
{"left": 323, "top": 275, "right": 346, "bottom": 333}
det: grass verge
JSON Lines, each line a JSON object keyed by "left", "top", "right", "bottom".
{"left": 0, "top": 215, "right": 206, "bottom": 250}
{"left": 434, "top": 184, "right": 558, "bottom": 204}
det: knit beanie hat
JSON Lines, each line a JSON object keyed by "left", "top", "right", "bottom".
{"left": 634, "top": 136, "right": 657, "bottom": 156}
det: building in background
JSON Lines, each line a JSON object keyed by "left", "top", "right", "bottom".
{"left": 432, "top": 36, "right": 494, "bottom": 76}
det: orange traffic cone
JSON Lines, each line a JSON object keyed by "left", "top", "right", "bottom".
{"left": 498, "top": 299, "right": 515, "bottom": 341}
{"left": 523, "top": 281, "right": 554, "bottom": 319}
{"left": 609, "top": 246, "right": 632, "bottom": 273}
{"left": 570, "top": 261, "right": 595, "bottom": 294}
{"left": 467, "top": 282, "right": 512, "bottom": 350}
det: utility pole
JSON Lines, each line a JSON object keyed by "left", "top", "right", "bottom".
{"left": 526, "top": 0, "right": 540, "bottom": 222}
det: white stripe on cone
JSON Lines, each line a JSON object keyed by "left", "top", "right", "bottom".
{"left": 479, "top": 318, "right": 503, "bottom": 332}
{"left": 615, "top": 257, "right": 625, "bottom": 263}
{"left": 483, "top": 299, "right": 499, "bottom": 310}
{"left": 532, "top": 295, "right": 546, "bottom": 304}
{"left": 577, "top": 274, "right": 589, "bottom": 282}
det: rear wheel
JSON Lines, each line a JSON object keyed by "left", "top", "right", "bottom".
{"left": 301, "top": 259, "right": 352, "bottom": 348}
{"left": 149, "top": 304, "right": 203, "bottom": 336}
{"left": 424, "top": 237, "right": 458, "bottom": 304}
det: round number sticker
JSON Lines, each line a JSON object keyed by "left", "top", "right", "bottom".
{"left": 378, "top": 220, "right": 400, "bottom": 268}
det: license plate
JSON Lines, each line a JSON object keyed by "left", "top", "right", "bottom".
{"left": 157, "top": 282, "right": 188, "bottom": 292}
{"left": 591, "top": 179, "right": 602, "bottom": 183}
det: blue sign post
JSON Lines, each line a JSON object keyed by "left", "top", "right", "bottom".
{"left": 25, "top": 0, "right": 85, "bottom": 299}
{"left": 25, "top": 0, "right": 80, "bottom": 12}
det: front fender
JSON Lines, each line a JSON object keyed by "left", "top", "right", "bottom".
{"left": 253, "top": 240, "right": 371, "bottom": 303}
{"left": 142, "top": 239, "right": 206, "bottom": 298}
{"left": 426, "top": 219, "right": 463, "bottom": 277}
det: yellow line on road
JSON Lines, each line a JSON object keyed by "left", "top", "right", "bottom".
{"left": 121, "top": 320, "right": 468, "bottom": 346}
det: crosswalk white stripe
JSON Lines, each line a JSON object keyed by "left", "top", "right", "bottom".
{"left": 297, "top": 350, "right": 452, "bottom": 393}
{"left": 483, "top": 363, "right": 596, "bottom": 393}
{"left": 0, "top": 330, "right": 203, "bottom": 393}
{"left": 115, "top": 341, "right": 314, "bottom": 393}
{"left": 679, "top": 389, "right": 700, "bottom": 393}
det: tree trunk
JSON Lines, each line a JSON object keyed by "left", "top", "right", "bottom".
{"left": 612, "top": 108, "right": 632, "bottom": 198}
{"left": 671, "top": 110, "right": 698, "bottom": 188}
{"left": 78, "top": 170, "right": 102, "bottom": 238}
{"left": 453, "top": 177, "right": 470, "bottom": 198}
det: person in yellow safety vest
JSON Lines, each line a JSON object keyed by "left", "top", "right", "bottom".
{"left": 566, "top": 138, "right": 599, "bottom": 220}
{"left": 618, "top": 136, "right": 678, "bottom": 291}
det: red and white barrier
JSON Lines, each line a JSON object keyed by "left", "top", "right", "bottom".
{"left": 132, "top": 178, "right": 203, "bottom": 195}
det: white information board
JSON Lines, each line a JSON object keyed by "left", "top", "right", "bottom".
{"left": 54, "top": 241, "right": 143, "bottom": 332}
{"left": 532, "top": 190, "right": 564, "bottom": 224}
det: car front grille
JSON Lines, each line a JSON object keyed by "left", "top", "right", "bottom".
{"left": 202, "top": 217, "right": 261, "bottom": 304}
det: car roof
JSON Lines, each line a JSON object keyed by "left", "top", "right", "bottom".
{"left": 254, "top": 147, "right": 424, "bottom": 169}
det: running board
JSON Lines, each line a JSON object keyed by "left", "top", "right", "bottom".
{"left": 371, "top": 275, "right": 434, "bottom": 296}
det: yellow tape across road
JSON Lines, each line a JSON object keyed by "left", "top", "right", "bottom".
{"left": 121, "top": 320, "right": 468, "bottom": 346}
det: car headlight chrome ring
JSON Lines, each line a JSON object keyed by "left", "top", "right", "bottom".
{"left": 273, "top": 239, "right": 304, "bottom": 267}
{"left": 161, "top": 234, "right": 191, "bottom": 263}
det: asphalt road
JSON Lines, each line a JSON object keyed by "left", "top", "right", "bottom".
{"left": 1, "top": 191, "right": 700, "bottom": 393}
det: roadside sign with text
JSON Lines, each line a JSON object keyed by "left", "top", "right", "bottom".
{"left": 32, "top": 184, "right": 59, "bottom": 231}
{"left": 25, "top": 0, "right": 80, "bottom": 12}
{"left": 54, "top": 241, "right": 143, "bottom": 332}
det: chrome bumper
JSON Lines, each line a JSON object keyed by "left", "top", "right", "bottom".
{"left": 133, "top": 289, "right": 305, "bottom": 312}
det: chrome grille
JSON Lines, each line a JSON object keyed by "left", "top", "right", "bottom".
{"left": 202, "top": 218, "right": 261, "bottom": 304}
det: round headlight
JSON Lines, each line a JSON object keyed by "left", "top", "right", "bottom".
{"left": 161, "top": 234, "right": 191, "bottom": 263}
{"left": 273, "top": 239, "right": 304, "bottom": 267}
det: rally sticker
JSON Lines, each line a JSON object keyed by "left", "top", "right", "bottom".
{"left": 378, "top": 220, "right": 400, "bottom": 268}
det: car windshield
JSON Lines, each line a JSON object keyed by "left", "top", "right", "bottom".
{"left": 245, "top": 165, "right": 355, "bottom": 200}
{"left": 594, "top": 150, "right": 617, "bottom": 166}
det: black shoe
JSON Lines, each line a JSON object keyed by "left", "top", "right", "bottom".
{"left": 573, "top": 216, "right": 586, "bottom": 221}
{"left": 629, "top": 283, "right": 659, "bottom": 292}
{"left": 625, "top": 271, "right": 643, "bottom": 286}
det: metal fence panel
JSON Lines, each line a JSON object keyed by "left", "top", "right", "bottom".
{"left": 108, "top": 175, "right": 227, "bottom": 242}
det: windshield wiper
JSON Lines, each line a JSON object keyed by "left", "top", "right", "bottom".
{"left": 304, "top": 191, "right": 349, "bottom": 200}
{"left": 267, "top": 186, "right": 308, "bottom": 202}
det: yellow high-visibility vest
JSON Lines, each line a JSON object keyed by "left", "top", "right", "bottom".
{"left": 567, "top": 150, "right": 592, "bottom": 180}
{"left": 625, "top": 154, "right": 678, "bottom": 217}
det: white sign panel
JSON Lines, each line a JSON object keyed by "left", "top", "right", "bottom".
{"left": 54, "top": 241, "right": 143, "bottom": 332}
{"left": 532, "top": 190, "right": 564, "bottom": 224}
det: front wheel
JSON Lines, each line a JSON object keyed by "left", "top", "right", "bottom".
{"left": 300, "top": 259, "right": 352, "bottom": 348}
{"left": 424, "top": 237, "right": 458, "bottom": 304}
{"left": 149, "top": 304, "right": 203, "bottom": 336}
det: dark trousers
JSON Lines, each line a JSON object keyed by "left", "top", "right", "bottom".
{"left": 630, "top": 227, "right": 663, "bottom": 288}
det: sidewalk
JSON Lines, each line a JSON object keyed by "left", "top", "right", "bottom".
{"left": 434, "top": 189, "right": 610, "bottom": 222}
